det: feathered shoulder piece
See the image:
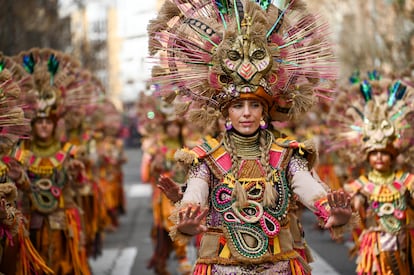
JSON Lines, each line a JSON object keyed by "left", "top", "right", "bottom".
{"left": 175, "top": 135, "right": 223, "bottom": 165}
{"left": 327, "top": 70, "right": 414, "bottom": 169}
{"left": 148, "top": 0, "right": 336, "bottom": 126}
{"left": 13, "top": 48, "right": 92, "bottom": 120}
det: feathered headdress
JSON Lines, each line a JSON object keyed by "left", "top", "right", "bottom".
{"left": 148, "top": 0, "right": 336, "bottom": 126}
{"left": 327, "top": 70, "right": 414, "bottom": 168}
{"left": 14, "top": 48, "right": 92, "bottom": 121}
{"left": 0, "top": 54, "right": 34, "bottom": 154}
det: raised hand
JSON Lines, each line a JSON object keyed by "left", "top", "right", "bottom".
{"left": 177, "top": 205, "right": 209, "bottom": 236}
{"left": 67, "top": 159, "right": 86, "bottom": 181}
{"left": 325, "top": 190, "right": 352, "bottom": 228}
{"left": 158, "top": 174, "right": 183, "bottom": 203}
{"left": 4, "top": 157, "right": 23, "bottom": 182}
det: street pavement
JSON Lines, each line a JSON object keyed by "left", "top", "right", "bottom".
{"left": 90, "top": 147, "right": 356, "bottom": 275}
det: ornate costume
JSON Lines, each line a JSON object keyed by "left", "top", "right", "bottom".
{"left": 138, "top": 96, "right": 192, "bottom": 274}
{"left": 60, "top": 71, "right": 106, "bottom": 258}
{"left": 148, "top": 1, "right": 354, "bottom": 274}
{"left": 13, "top": 48, "right": 91, "bottom": 275}
{"left": 327, "top": 71, "right": 414, "bottom": 274}
{"left": 94, "top": 99, "right": 126, "bottom": 230}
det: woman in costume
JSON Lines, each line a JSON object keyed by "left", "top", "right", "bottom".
{"left": 327, "top": 71, "right": 414, "bottom": 274}
{"left": 0, "top": 55, "right": 53, "bottom": 275}
{"left": 149, "top": 0, "right": 356, "bottom": 273}
{"left": 59, "top": 71, "right": 106, "bottom": 258}
{"left": 94, "top": 99, "right": 127, "bottom": 231}
{"left": 13, "top": 48, "right": 91, "bottom": 275}
{"left": 143, "top": 99, "right": 192, "bottom": 275}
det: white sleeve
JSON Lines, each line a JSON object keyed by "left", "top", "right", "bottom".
{"left": 181, "top": 162, "right": 210, "bottom": 207}
{"left": 181, "top": 177, "right": 209, "bottom": 207}
{"left": 291, "top": 170, "right": 328, "bottom": 212}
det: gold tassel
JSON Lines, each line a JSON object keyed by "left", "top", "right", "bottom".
{"left": 263, "top": 181, "right": 277, "bottom": 207}
{"left": 289, "top": 84, "right": 316, "bottom": 119}
{"left": 232, "top": 180, "right": 248, "bottom": 207}
{"left": 163, "top": 90, "right": 178, "bottom": 104}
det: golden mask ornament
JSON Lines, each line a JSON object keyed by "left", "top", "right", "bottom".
{"left": 328, "top": 71, "right": 414, "bottom": 167}
{"left": 148, "top": 0, "right": 336, "bottom": 127}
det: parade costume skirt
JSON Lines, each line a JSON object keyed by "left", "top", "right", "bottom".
{"left": 30, "top": 208, "right": 91, "bottom": 275}
{"left": 356, "top": 230, "right": 411, "bottom": 275}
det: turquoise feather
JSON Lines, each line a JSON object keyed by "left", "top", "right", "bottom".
{"left": 359, "top": 80, "right": 372, "bottom": 102}
{"left": 23, "top": 54, "right": 35, "bottom": 74}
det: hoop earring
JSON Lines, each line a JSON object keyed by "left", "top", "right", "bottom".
{"left": 225, "top": 119, "right": 233, "bottom": 131}
{"left": 260, "top": 119, "right": 267, "bottom": 129}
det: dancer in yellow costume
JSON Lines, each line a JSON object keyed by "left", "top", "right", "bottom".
{"left": 13, "top": 48, "right": 91, "bottom": 275}
{"left": 95, "top": 99, "right": 127, "bottom": 230}
{"left": 148, "top": 1, "right": 357, "bottom": 274}
{"left": 141, "top": 99, "right": 191, "bottom": 275}
{"left": 327, "top": 71, "right": 414, "bottom": 274}
{"left": 59, "top": 72, "right": 107, "bottom": 258}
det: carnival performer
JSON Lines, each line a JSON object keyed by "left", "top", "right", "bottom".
{"left": 0, "top": 55, "right": 54, "bottom": 275}
{"left": 13, "top": 48, "right": 91, "bottom": 275}
{"left": 327, "top": 71, "right": 414, "bottom": 275}
{"left": 141, "top": 98, "right": 192, "bottom": 275}
{"left": 59, "top": 71, "right": 106, "bottom": 258}
{"left": 148, "top": 0, "right": 356, "bottom": 274}
{"left": 94, "top": 99, "right": 127, "bottom": 231}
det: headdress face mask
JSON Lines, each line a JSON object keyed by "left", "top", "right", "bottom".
{"left": 16, "top": 48, "right": 92, "bottom": 125}
{"left": 214, "top": 15, "right": 273, "bottom": 103}
{"left": 362, "top": 101, "right": 396, "bottom": 155}
{"left": 327, "top": 71, "right": 414, "bottom": 166}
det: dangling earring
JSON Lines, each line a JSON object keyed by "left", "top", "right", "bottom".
{"left": 260, "top": 119, "right": 267, "bottom": 129}
{"left": 225, "top": 119, "right": 233, "bottom": 131}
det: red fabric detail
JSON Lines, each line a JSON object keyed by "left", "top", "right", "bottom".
{"left": 216, "top": 153, "right": 232, "bottom": 171}
{"left": 193, "top": 146, "right": 207, "bottom": 158}
{"left": 269, "top": 150, "right": 282, "bottom": 168}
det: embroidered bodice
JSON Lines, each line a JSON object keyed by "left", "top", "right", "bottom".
{"left": 16, "top": 142, "right": 77, "bottom": 214}
{"left": 346, "top": 170, "right": 414, "bottom": 234}
{"left": 184, "top": 132, "right": 327, "bottom": 265}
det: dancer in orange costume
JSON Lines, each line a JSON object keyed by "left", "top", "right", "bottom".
{"left": 95, "top": 100, "right": 127, "bottom": 230}
{"left": 13, "top": 48, "right": 92, "bottom": 275}
{"left": 327, "top": 71, "right": 414, "bottom": 274}
{"left": 139, "top": 97, "right": 192, "bottom": 275}
{"left": 59, "top": 74, "right": 107, "bottom": 258}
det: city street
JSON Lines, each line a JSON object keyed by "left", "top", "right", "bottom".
{"left": 90, "top": 147, "right": 357, "bottom": 275}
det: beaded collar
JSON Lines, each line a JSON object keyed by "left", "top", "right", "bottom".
{"left": 368, "top": 170, "right": 395, "bottom": 185}
{"left": 227, "top": 130, "right": 261, "bottom": 159}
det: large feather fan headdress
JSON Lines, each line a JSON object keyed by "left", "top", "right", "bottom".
{"left": 0, "top": 53, "right": 34, "bottom": 154}
{"left": 14, "top": 48, "right": 94, "bottom": 121}
{"left": 327, "top": 71, "right": 414, "bottom": 169}
{"left": 148, "top": 0, "right": 337, "bottom": 127}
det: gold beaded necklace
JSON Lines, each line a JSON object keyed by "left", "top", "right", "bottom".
{"left": 230, "top": 131, "right": 261, "bottom": 158}
{"left": 368, "top": 170, "right": 395, "bottom": 185}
